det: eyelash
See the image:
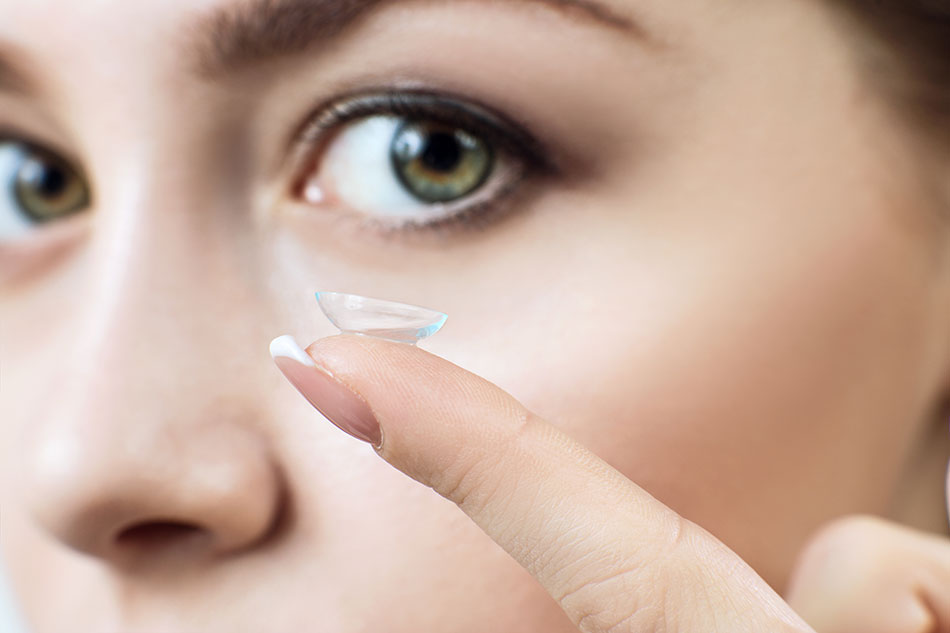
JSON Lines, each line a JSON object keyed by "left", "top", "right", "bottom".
{"left": 290, "top": 90, "right": 555, "bottom": 235}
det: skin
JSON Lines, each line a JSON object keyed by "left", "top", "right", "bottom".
{"left": 0, "top": 0, "right": 948, "bottom": 631}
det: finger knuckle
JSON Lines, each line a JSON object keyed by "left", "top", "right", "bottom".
{"left": 555, "top": 522, "right": 698, "bottom": 633}
{"left": 560, "top": 564, "right": 668, "bottom": 633}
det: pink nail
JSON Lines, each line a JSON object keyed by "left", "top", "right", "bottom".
{"left": 270, "top": 335, "right": 382, "bottom": 448}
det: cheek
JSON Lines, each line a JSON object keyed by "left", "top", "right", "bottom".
{"left": 436, "top": 124, "right": 943, "bottom": 591}
{"left": 494, "top": 210, "right": 933, "bottom": 590}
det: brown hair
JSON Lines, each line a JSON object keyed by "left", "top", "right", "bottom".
{"left": 831, "top": 1, "right": 950, "bottom": 143}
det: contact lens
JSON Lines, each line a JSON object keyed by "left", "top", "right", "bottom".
{"left": 315, "top": 292, "right": 448, "bottom": 344}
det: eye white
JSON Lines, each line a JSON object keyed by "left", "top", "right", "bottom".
{"left": 317, "top": 115, "right": 425, "bottom": 219}
{"left": 0, "top": 143, "right": 35, "bottom": 241}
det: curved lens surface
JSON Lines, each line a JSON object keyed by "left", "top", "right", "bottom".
{"left": 316, "top": 292, "right": 447, "bottom": 344}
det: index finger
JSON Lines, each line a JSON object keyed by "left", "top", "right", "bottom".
{"left": 271, "top": 334, "right": 811, "bottom": 633}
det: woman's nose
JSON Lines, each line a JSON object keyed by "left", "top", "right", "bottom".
{"left": 22, "top": 408, "right": 283, "bottom": 565}
{"left": 17, "top": 196, "right": 285, "bottom": 568}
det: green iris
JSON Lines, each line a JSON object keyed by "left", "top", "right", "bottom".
{"left": 11, "top": 143, "right": 89, "bottom": 222}
{"left": 390, "top": 120, "right": 493, "bottom": 203}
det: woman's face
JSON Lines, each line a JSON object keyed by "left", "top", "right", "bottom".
{"left": 2, "top": 0, "right": 948, "bottom": 630}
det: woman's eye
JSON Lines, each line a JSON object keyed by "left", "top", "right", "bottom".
{"left": 0, "top": 139, "right": 90, "bottom": 241}
{"left": 294, "top": 93, "right": 543, "bottom": 231}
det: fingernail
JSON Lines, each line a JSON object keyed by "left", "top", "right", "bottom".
{"left": 270, "top": 335, "right": 382, "bottom": 448}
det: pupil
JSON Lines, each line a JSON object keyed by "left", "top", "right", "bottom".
{"left": 420, "top": 132, "right": 462, "bottom": 173}
{"left": 25, "top": 161, "right": 68, "bottom": 199}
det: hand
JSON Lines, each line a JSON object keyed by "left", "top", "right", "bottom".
{"left": 269, "top": 334, "right": 935, "bottom": 633}
{"left": 787, "top": 516, "right": 950, "bottom": 633}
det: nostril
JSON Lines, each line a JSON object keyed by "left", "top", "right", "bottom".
{"left": 27, "top": 426, "right": 283, "bottom": 562}
{"left": 115, "top": 521, "right": 210, "bottom": 550}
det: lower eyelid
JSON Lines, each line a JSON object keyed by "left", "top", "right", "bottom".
{"left": 279, "top": 169, "right": 532, "bottom": 247}
{"left": 0, "top": 215, "right": 89, "bottom": 285}
{"left": 353, "top": 166, "right": 535, "bottom": 239}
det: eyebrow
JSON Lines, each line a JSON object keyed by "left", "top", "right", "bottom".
{"left": 190, "top": 0, "right": 644, "bottom": 77}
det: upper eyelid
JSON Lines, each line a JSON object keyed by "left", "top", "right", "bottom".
{"left": 0, "top": 129, "right": 89, "bottom": 178}
{"left": 0, "top": 129, "right": 56, "bottom": 155}
{"left": 286, "top": 88, "right": 558, "bottom": 174}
